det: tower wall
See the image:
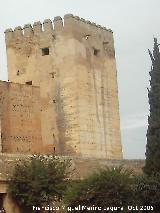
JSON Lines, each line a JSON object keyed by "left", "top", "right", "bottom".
{"left": 5, "top": 14, "right": 122, "bottom": 159}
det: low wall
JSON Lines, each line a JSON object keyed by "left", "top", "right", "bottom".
{"left": 70, "top": 157, "right": 145, "bottom": 179}
{"left": 0, "top": 153, "right": 145, "bottom": 180}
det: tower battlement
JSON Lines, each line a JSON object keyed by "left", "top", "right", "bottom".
{"left": 5, "top": 14, "right": 113, "bottom": 45}
{"left": 4, "top": 14, "right": 122, "bottom": 159}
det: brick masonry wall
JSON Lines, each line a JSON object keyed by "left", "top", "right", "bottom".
{"left": 0, "top": 81, "right": 43, "bottom": 154}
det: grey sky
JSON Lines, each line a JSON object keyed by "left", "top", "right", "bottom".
{"left": 0, "top": 0, "right": 159, "bottom": 159}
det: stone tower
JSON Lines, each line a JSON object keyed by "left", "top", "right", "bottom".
{"left": 4, "top": 14, "right": 122, "bottom": 159}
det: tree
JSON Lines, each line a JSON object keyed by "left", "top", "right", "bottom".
{"left": 133, "top": 174, "right": 160, "bottom": 212}
{"left": 64, "top": 167, "right": 134, "bottom": 212}
{"left": 7, "top": 155, "right": 70, "bottom": 212}
{"left": 144, "top": 38, "right": 160, "bottom": 175}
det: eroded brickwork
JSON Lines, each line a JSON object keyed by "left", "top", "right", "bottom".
{"left": 0, "top": 81, "right": 43, "bottom": 153}
{"left": 4, "top": 14, "right": 122, "bottom": 159}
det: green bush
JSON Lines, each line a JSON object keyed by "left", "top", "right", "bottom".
{"left": 64, "top": 167, "right": 134, "bottom": 212}
{"left": 8, "top": 155, "right": 70, "bottom": 212}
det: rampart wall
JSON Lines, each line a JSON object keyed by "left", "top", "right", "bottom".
{"left": 0, "top": 81, "right": 44, "bottom": 153}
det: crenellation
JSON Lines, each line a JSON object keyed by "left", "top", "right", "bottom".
{"left": 43, "top": 19, "right": 53, "bottom": 33}
{"left": 14, "top": 26, "right": 22, "bottom": 31}
{"left": 33, "top": 21, "right": 42, "bottom": 35}
{"left": 23, "top": 24, "right": 33, "bottom": 37}
{"left": 4, "top": 15, "right": 113, "bottom": 45}
{"left": 54, "top": 16, "right": 62, "bottom": 21}
{"left": 91, "top": 22, "right": 97, "bottom": 26}
{"left": 97, "top": 24, "right": 102, "bottom": 28}
{"left": 53, "top": 16, "right": 63, "bottom": 31}
{"left": 64, "top": 13, "right": 74, "bottom": 18}
{"left": 74, "top": 16, "right": 80, "bottom": 20}
{"left": 4, "top": 28, "right": 14, "bottom": 44}
{"left": 80, "top": 18, "right": 85, "bottom": 22}
{"left": 108, "top": 28, "right": 113, "bottom": 33}
{"left": 86, "top": 20, "right": 91, "bottom": 25}
{"left": 63, "top": 14, "right": 113, "bottom": 42}
{"left": 4, "top": 28, "right": 13, "bottom": 33}
{"left": 63, "top": 13, "right": 76, "bottom": 30}
{"left": 14, "top": 26, "right": 23, "bottom": 38}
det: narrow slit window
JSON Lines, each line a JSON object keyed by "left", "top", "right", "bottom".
{"left": 42, "top": 47, "right": 49, "bottom": 56}
{"left": 26, "top": 81, "right": 32, "bottom": 85}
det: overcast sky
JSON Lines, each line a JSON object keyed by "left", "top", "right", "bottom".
{"left": 0, "top": 0, "right": 159, "bottom": 159}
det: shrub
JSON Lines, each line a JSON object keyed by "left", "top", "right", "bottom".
{"left": 8, "top": 155, "right": 70, "bottom": 212}
{"left": 64, "top": 167, "right": 134, "bottom": 212}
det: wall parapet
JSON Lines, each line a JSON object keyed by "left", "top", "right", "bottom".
{"left": 4, "top": 14, "right": 113, "bottom": 44}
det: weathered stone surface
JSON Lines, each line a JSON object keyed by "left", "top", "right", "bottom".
{"left": 4, "top": 15, "right": 122, "bottom": 159}
{"left": 0, "top": 154, "right": 144, "bottom": 180}
{"left": 0, "top": 81, "right": 43, "bottom": 154}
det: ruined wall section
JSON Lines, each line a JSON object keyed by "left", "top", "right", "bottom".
{"left": 5, "top": 14, "right": 122, "bottom": 159}
{"left": 0, "top": 81, "right": 43, "bottom": 153}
